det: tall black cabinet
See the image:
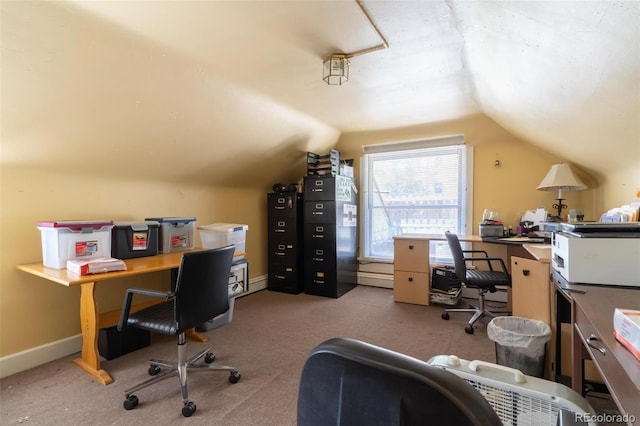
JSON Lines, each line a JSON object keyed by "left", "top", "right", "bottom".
{"left": 267, "top": 192, "right": 304, "bottom": 294}
{"left": 303, "top": 175, "right": 357, "bottom": 298}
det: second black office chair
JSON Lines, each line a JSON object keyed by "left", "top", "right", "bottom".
{"left": 441, "top": 231, "right": 511, "bottom": 334}
{"left": 117, "top": 246, "right": 240, "bottom": 417}
{"left": 298, "top": 337, "right": 503, "bottom": 426}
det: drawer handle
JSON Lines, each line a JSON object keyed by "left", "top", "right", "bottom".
{"left": 408, "top": 245, "right": 414, "bottom": 250}
{"left": 408, "top": 277, "right": 413, "bottom": 282}
{"left": 522, "top": 269, "right": 530, "bottom": 276}
{"left": 587, "top": 334, "right": 606, "bottom": 355}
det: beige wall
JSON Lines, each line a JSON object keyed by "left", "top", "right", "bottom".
{"left": 0, "top": 113, "right": 633, "bottom": 365}
{"left": 0, "top": 166, "right": 266, "bottom": 357}
{"left": 338, "top": 114, "right": 596, "bottom": 230}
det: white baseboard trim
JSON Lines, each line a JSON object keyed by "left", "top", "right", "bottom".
{"left": 0, "top": 334, "right": 82, "bottom": 379}
{"left": 357, "top": 271, "right": 393, "bottom": 289}
{"left": 246, "top": 274, "right": 267, "bottom": 294}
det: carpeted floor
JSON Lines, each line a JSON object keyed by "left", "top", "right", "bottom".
{"left": 0, "top": 286, "right": 523, "bottom": 425}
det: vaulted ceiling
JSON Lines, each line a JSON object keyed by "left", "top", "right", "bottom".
{"left": 2, "top": 1, "right": 639, "bottom": 188}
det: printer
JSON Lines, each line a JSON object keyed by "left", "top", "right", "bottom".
{"left": 552, "top": 222, "right": 640, "bottom": 287}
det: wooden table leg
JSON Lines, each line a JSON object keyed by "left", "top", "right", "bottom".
{"left": 186, "top": 328, "right": 208, "bottom": 342}
{"left": 72, "top": 281, "right": 113, "bottom": 385}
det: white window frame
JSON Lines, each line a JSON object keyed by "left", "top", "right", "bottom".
{"left": 359, "top": 135, "right": 473, "bottom": 262}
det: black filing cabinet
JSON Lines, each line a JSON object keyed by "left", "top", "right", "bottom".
{"left": 267, "top": 192, "right": 304, "bottom": 294}
{"left": 303, "top": 175, "right": 357, "bottom": 298}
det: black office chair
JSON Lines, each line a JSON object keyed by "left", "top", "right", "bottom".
{"left": 441, "top": 231, "right": 511, "bottom": 334}
{"left": 117, "top": 246, "right": 240, "bottom": 417}
{"left": 297, "top": 337, "right": 502, "bottom": 426}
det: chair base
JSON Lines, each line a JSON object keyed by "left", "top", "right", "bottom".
{"left": 441, "top": 289, "right": 510, "bottom": 334}
{"left": 123, "top": 333, "right": 240, "bottom": 417}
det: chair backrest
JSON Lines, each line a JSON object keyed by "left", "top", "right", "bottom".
{"left": 173, "top": 246, "right": 235, "bottom": 333}
{"left": 297, "top": 337, "right": 502, "bottom": 426}
{"left": 445, "top": 231, "right": 467, "bottom": 282}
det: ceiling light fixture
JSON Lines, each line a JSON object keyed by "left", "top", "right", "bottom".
{"left": 323, "top": 0, "right": 389, "bottom": 85}
{"left": 536, "top": 163, "right": 588, "bottom": 220}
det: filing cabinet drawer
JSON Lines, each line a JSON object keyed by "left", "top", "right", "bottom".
{"left": 268, "top": 264, "right": 303, "bottom": 294}
{"left": 304, "top": 177, "right": 336, "bottom": 200}
{"left": 268, "top": 193, "right": 301, "bottom": 218}
{"left": 304, "top": 223, "right": 336, "bottom": 243}
{"left": 269, "top": 217, "right": 299, "bottom": 238}
{"left": 304, "top": 201, "right": 336, "bottom": 223}
{"left": 268, "top": 241, "right": 301, "bottom": 264}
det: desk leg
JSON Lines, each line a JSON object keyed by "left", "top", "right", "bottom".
{"left": 571, "top": 321, "right": 586, "bottom": 395}
{"left": 72, "top": 281, "right": 113, "bottom": 385}
{"left": 186, "top": 328, "right": 208, "bottom": 342}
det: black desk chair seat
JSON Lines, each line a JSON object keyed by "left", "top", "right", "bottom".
{"left": 117, "top": 246, "right": 240, "bottom": 417}
{"left": 441, "top": 231, "right": 511, "bottom": 334}
{"left": 297, "top": 337, "right": 503, "bottom": 426}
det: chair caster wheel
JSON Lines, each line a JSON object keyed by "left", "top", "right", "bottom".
{"left": 441, "top": 312, "right": 450, "bottom": 320}
{"left": 148, "top": 364, "right": 161, "bottom": 376}
{"left": 123, "top": 395, "right": 139, "bottom": 410}
{"left": 204, "top": 352, "right": 216, "bottom": 363}
{"left": 465, "top": 325, "right": 475, "bottom": 334}
{"left": 182, "top": 401, "right": 197, "bottom": 417}
{"left": 229, "top": 370, "right": 241, "bottom": 384}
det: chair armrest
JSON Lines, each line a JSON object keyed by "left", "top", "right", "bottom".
{"left": 462, "top": 256, "right": 508, "bottom": 273}
{"left": 462, "top": 249, "right": 489, "bottom": 257}
{"left": 117, "top": 288, "right": 174, "bottom": 332}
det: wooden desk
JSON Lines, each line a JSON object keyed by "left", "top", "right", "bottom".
{"left": 392, "top": 234, "right": 518, "bottom": 305}
{"left": 17, "top": 249, "right": 207, "bottom": 385}
{"left": 555, "top": 281, "right": 640, "bottom": 424}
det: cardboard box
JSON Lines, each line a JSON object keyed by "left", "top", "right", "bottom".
{"left": 613, "top": 308, "right": 640, "bottom": 361}
{"left": 37, "top": 220, "right": 113, "bottom": 269}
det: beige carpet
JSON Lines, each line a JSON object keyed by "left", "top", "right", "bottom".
{"left": 0, "top": 286, "right": 503, "bottom": 425}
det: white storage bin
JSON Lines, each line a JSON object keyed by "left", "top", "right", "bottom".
{"left": 145, "top": 217, "right": 196, "bottom": 253}
{"left": 37, "top": 220, "right": 114, "bottom": 269}
{"left": 198, "top": 223, "right": 248, "bottom": 259}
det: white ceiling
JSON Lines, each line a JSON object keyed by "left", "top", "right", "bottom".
{"left": 2, "top": 0, "right": 639, "bottom": 187}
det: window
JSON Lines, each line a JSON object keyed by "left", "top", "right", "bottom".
{"left": 360, "top": 136, "right": 473, "bottom": 262}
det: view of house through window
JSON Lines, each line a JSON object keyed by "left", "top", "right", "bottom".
{"left": 360, "top": 139, "right": 472, "bottom": 262}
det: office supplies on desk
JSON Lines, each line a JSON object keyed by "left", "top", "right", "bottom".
{"left": 613, "top": 308, "right": 640, "bottom": 361}
{"left": 67, "top": 257, "right": 126, "bottom": 275}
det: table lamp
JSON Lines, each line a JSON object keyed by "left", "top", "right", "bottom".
{"left": 536, "top": 163, "right": 587, "bottom": 220}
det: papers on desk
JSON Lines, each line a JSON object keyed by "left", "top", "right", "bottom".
{"left": 614, "top": 308, "right": 640, "bottom": 361}
{"left": 66, "top": 257, "right": 127, "bottom": 275}
{"left": 499, "top": 237, "right": 546, "bottom": 243}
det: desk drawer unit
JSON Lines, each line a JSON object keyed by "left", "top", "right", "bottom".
{"left": 511, "top": 256, "right": 551, "bottom": 323}
{"left": 573, "top": 299, "right": 640, "bottom": 422}
{"left": 393, "top": 238, "right": 430, "bottom": 305}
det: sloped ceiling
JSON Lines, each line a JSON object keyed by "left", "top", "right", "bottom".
{"left": 1, "top": 1, "right": 638, "bottom": 187}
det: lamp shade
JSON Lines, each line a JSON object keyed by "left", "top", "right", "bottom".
{"left": 323, "top": 54, "right": 349, "bottom": 85}
{"left": 537, "top": 163, "right": 587, "bottom": 193}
